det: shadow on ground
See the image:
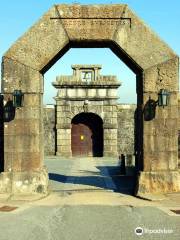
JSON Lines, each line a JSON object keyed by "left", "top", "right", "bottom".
{"left": 49, "top": 166, "right": 137, "bottom": 195}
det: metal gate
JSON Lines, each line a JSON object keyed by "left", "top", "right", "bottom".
{"left": 71, "top": 123, "right": 92, "bottom": 156}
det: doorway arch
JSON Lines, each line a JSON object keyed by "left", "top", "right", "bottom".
{"left": 71, "top": 113, "right": 103, "bottom": 157}
{"left": 1, "top": 4, "right": 179, "bottom": 195}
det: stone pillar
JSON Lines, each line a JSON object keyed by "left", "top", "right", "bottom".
{"left": 0, "top": 57, "right": 48, "bottom": 195}
{"left": 136, "top": 57, "right": 180, "bottom": 195}
{"left": 56, "top": 104, "right": 72, "bottom": 157}
{"left": 75, "top": 67, "right": 80, "bottom": 80}
{"left": 103, "top": 105, "right": 118, "bottom": 157}
{"left": 94, "top": 68, "right": 98, "bottom": 80}
{"left": 104, "top": 129, "right": 118, "bottom": 157}
{"left": 56, "top": 129, "right": 71, "bottom": 157}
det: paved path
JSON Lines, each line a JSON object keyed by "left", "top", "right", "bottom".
{"left": 46, "top": 156, "right": 135, "bottom": 194}
{"left": 46, "top": 156, "right": 118, "bottom": 192}
{"left": 0, "top": 156, "right": 179, "bottom": 240}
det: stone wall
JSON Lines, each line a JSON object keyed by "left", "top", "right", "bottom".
{"left": 117, "top": 104, "right": 136, "bottom": 157}
{"left": 178, "top": 97, "right": 180, "bottom": 167}
{"left": 43, "top": 105, "right": 55, "bottom": 155}
{"left": 43, "top": 104, "right": 136, "bottom": 158}
{"left": 43, "top": 101, "right": 180, "bottom": 167}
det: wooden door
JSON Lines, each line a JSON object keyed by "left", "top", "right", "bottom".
{"left": 71, "top": 123, "right": 92, "bottom": 156}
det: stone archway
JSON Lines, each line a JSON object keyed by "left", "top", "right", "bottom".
{"left": 1, "top": 4, "right": 179, "bottom": 196}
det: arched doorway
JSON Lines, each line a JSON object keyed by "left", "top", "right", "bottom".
{"left": 71, "top": 113, "right": 103, "bottom": 157}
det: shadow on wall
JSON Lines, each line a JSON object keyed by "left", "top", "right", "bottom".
{"left": 134, "top": 97, "right": 157, "bottom": 172}
{"left": 143, "top": 99, "right": 157, "bottom": 121}
{"left": 178, "top": 130, "right": 180, "bottom": 168}
{"left": 134, "top": 107, "right": 143, "bottom": 172}
{"left": 0, "top": 96, "right": 4, "bottom": 172}
{"left": 0, "top": 97, "right": 16, "bottom": 172}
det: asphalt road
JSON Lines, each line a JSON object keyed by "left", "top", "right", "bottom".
{"left": 0, "top": 205, "right": 179, "bottom": 240}
{"left": 0, "top": 156, "right": 179, "bottom": 240}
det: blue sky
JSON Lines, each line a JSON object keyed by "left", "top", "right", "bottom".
{"left": 0, "top": 1, "right": 179, "bottom": 104}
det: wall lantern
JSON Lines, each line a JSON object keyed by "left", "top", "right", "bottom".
{"left": 4, "top": 99, "right": 15, "bottom": 122}
{"left": 0, "top": 95, "right": 15, "bottom": 122}
{"left": 0, "top": 91, "right": 22, "bottom": 122}
{"left": 157, "top": 89, "right": 170, "bottom": 107}
{"left": 13, "top": 90, "right": 24, "bottom": 108}
{"left": 144, "top": 89, "right": 170, "bottom": 121}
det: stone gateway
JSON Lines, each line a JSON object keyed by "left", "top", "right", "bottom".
{"left": 53, "top": 64, "right": 121, "bottom": 157}
{"left": 0, "top": 4, "right": 179, "bottom": 196}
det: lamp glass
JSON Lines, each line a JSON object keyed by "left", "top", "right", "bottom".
{"left": 158, "top": 89, "right": 169, "bottom": 107}
{"left": 13, "top": 90, "right": 24, "bottom": 108}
